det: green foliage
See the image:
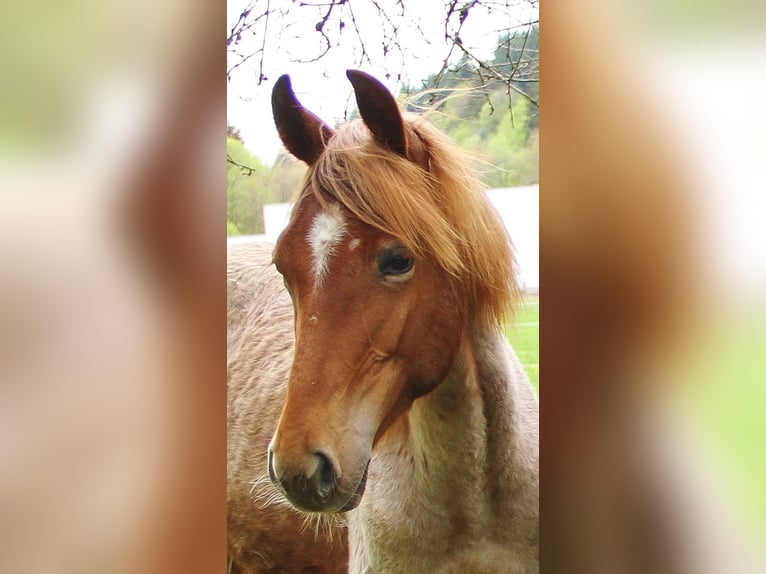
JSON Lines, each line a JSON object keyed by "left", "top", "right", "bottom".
{"left": 482, "top": 97, "right": 539, "bottom": 188}
{"left": 226, "top": 134, "right": 308, "bottom": 236}
{"left": 428, "top": 85, "right": 538, "bottom": 188}
{"left": 406, "top": 28, "right": 539, "bottom": 189}
{"left": 227, "top": 220, "right": 241, "bottom": 236}
{"left": 266, "top": 153, "right": 307, "bottom": 203}
{"left": 227, "top": 136, "right": 271, "bottom": 234}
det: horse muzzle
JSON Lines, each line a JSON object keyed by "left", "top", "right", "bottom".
{"left": 267, "top": 447, "right": 369, "bottom": 513}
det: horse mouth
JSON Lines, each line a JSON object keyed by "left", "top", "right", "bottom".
{"left": 338, "top": 460, "right": 369, "bottom": 512}
{"left": 268, "top": 453, "right": 370, "bottom": 513}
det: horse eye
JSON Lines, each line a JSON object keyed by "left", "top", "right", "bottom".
{"left": 379, "top": 251, "right": 414, "bottom": 276}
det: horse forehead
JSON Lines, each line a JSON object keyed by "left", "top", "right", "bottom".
{"left": 306, "top": 202, "right": 349, "bottom": 281}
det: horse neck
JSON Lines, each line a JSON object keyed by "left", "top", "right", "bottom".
{"left": 406, "top": 320, "right": 537, "bottom": 524}
{"left": 349, "top": 322, "right": 538, "bottom": 571}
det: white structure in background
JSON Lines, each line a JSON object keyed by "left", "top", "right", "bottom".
{"left": 262, "top": 203, "right": 293, "bottom": 242}
{"left": 228, "top": 185, "right": 539, "bottom": 292}
{"left": 226, "top": 203, "right": 292, "bottom": 245}
{"left": 486, "top": 186, "right": 539, "bottom": 292}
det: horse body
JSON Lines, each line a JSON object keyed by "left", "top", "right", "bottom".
{"left": 227, "top": 70, "right": 538, "bottom": 572}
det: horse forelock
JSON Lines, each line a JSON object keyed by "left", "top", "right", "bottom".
{"left": 294, "top": 115, "right": 519, "bottom": 325}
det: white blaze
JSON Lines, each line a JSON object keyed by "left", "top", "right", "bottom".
{"left": 307, "top": 203, "right": 346, "bottom": 281}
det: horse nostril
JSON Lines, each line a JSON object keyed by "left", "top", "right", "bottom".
{"left": 267, "top": 447, "right": 277, "bottom": 483}
{"left": 268, "top": 447, "right": 338, "bottom": 508}
{"left": 313, "top": 451, "right": 337, "bottom": 499}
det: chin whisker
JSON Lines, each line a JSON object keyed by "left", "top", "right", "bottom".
{"left": 248, "top": 472, "right": 347, "bottom": 543}
{"left": 249, "top": 473, "right": 292, "bottom": 511}
{"left": 299, "top": 511, "right": 347, "bottom": 542}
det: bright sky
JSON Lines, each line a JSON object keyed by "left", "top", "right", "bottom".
{"left": 226, "top": 0, "right": 537, "bottom": 165}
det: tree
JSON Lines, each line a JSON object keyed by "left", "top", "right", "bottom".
{"left": 266, "top": 153, "right": 307, "bottom": 203}
{"left": 227, "top": 0, "right": 538, "bottom": 108}
{"left": 227, "top": 136, "right": 272, "bottom": 234}
{"left": 407, "top": 31, "right": 539, "bottom": 188}
{"left": 227, "top": 122, "right": 244, "bottom": 143}
{"left": 226, "top": 15, "right": 538, "bottom": 220}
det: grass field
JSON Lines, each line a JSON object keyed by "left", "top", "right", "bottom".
{"left": 504, "top": 295, "right": 539, "bottom": 391}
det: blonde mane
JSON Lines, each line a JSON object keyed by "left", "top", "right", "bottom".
{"left": 293, "top": 115, "right": 518, "bottom": 326}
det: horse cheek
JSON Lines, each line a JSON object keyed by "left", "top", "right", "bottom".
{"left": 404, "top": 278, "right": 466, "bottom": 398}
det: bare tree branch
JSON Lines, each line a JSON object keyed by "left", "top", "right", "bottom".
{"left": 446, "top": 31, "right": 539, "bottom": 107}
{"left": 226, "top": 0, "right": 539, "bottom": 107}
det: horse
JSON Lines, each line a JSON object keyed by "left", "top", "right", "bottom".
{"left": 227, "top": 70, "right": 539, "bottom": 573}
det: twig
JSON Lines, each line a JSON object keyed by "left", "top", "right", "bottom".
{"left": 447, "top": 33, "right": 539, "bottom": 107}
{"left": 227, "top": 154, "right": 258, "bottom": 176}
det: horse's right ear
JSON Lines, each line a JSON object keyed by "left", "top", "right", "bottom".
{"left": 272, "top": 75, "right": 334, "bottom": 164}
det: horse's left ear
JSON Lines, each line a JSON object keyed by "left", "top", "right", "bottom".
{"left": 272, "top": 74, "right": 334, "bottom": 165}
{"left": 346, "top": 70, "right": 409, "bottom": 158}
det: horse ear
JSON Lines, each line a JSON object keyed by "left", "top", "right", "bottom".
{"left": 272, "top": 75, "right": 334, "bottom": 164}
{"left": 346, "top": 70, "right": 408, "bottom": 158}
